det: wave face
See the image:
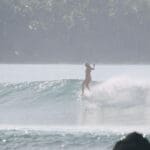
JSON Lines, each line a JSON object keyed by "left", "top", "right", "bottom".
{"left": 0, "top": 78, "right": 150, "bottom": 126}
{"left": 0, "top": 79, "right": 81, "bottom": 106}
{"left": 0, "top": 78, "right": 150, "bottom": 106}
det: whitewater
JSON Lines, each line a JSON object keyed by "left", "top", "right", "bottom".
{"left": 0, "top": 64, "right": 150, "bottom": 150}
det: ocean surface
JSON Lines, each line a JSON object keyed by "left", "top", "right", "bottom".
{"left": 0, "top": 64, "right": 150, "bottom": 150}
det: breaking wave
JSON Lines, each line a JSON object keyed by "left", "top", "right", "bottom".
{"left": 0, "top": 77, "right": 150, "bottom": 107}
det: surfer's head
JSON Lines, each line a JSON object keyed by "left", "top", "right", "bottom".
{"left": 85, "top": 63, "right": 90, "bottom": 68}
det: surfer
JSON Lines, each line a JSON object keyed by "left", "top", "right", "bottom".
{"left": 82, "top": 63, "right": 95, "bottom": 95}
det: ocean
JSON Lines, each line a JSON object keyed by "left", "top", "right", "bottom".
{"left": 0, "top": 64, "right": 150, "bottom": 150}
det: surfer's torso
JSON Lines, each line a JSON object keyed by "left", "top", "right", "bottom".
{"left": 85, "top": 67, "right": 92, "bottom": 82}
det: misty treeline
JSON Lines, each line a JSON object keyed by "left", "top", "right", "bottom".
{"left": 0, "top": 0, "right": 150, "bottom": 63}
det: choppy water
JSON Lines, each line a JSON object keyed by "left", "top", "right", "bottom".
{"left": 0, "top": 129, "right": 134, "bottom": 150}
{"left": 1, "top": 65, "right": 150, "bottom": 150}
{"left": 0, "top": 128, "right": 150, "bottom": 150}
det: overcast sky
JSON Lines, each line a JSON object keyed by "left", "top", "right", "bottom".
{"left": 0, "top": 0, "right": 150, "bottom": 64}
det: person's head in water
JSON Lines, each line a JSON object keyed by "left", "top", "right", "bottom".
{"left": 113, "top": 132, "right": 150, "bottom": 150}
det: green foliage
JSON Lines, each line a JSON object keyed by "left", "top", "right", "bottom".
{"left": 0, "top": 0, "right": 150, "bottom": 30}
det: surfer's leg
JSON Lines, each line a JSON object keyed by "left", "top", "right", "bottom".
{"left": 85, "top": 81, "right": 90, "bottom": 91}
{"left": 82, "top": 81, "right": 85, "bottom": 95}
{"left": 86, "top": 84, "right": 90, "bottom": 91}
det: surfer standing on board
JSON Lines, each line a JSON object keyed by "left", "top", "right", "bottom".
{"left": 82, "top": 63, "right": 95, "bottom": 95}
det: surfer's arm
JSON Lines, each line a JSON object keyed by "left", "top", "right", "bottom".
{"left": 90, "top": 64, "right": 95, "bottom": 70}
